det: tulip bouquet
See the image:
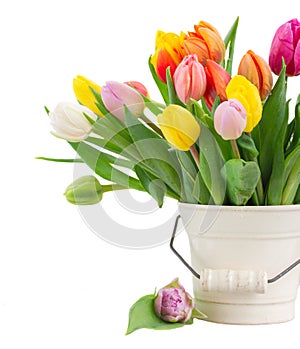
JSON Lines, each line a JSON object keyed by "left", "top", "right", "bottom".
{"left": 40, "top": 17, "right": 300, "bottom": 209}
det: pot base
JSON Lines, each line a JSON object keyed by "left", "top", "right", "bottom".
{"left": 195, "top": 298, "right": 295, "bottom": 325}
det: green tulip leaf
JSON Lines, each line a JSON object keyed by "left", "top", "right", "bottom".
{"left": 286, "top": 94, "right": 300, "bottom": 154}
{"left": 193, "top": 171, "right": 212, "bottom": 204}
{"left": 148, "top": 56, "right": 169, "bottom": 104}
{"left": 175, "top": 150, "right": 198, "bottom": 203}
{"left": 124, "top": 107, "right": 182, "bottom": 197}
{"left": 222, "top": 159, "right": 261, "bottom": 206}
{"left": 199, "top": 123, "right": 226, "bottom": 205}
{"left": 69, "top": 141, "right": 144, "bottom": 192}
{"left": 282, "top": 147, "right": 300, "bottom": 205}
{"left": 166, "top": 67, "right": 185, "bottom": 107}
{"left": 237, "top": 133, "right": 259, "bottom": 158}
{"left": 252, "top": 65, "right": 287, "bottom": 205}
{"left": 223, "top": 16, "right": 239, "bottom": 75}
{"left": 126, "top": 294, "right": 190, "bottom": 335}
{"left": 135, "top": 166, "right": 167, "bottom": 207}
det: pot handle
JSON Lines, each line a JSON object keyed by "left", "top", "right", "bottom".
{"left": 170, "top": 215, "right": 300, "bottom": 294}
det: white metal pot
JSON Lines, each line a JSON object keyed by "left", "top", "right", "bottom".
{"left": 174, "top": 203, "right": 300, "bottom": 325}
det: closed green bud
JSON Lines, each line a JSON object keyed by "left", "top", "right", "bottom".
{"left": 64, "top": 175, "right": 103, "bottom": 205}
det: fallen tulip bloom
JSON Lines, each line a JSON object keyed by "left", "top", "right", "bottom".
{"left": 154, "top": 278, "right": 194, "bottom": 323}
{"left": 214, "top": 99, "right": 247, "bottom": 140}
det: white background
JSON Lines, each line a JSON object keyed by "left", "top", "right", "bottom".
{"left": 1, "top": 0, "right": 300, "bottom": 348}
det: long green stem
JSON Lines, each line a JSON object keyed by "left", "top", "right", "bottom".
{"left": 102, "top": 184, "right": 127, "bottom": 193}
{"left": 230, "top": 139, "right": 241, "bottom": 159}
{"left": 141, "top": 114, "right": 164, "bottom": 137}
{"left": 254, "top": 157, "right": 265, "bottom": 205}
{"left": 245, "top": 132, "right": 265, "bottom": 205}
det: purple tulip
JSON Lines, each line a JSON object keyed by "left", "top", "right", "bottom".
{"left": 269, "top": 18, "right": 300, "bottom": 76}
{"left": 101, "top": 81, "right": 145, "bottom": 120}
{"left": 214, "top": 99, "right": 247, "bottom": 140}
{"left": 173, "top": 54, "right": 207, "bottom": 104}
{"left": 154, "top": 278, "right": 194, "bottom": 323}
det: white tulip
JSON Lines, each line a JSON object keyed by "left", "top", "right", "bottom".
{"left": 49, "top": 102, "right": 97, "bottom": 142}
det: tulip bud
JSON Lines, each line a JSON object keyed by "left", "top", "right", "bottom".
{"left": 157, "top": 105, "right": 200, "bottom": 151}
{"left": 49, "top": 102, "right": 97, "bottom": 142}
{"left": 204, "top": 60, "right": 231, "bottom": 110}
{"left": 184, "top": 21, "right": 225, "bottom": 66}
{"left": 226, "top": 75, "right": 262, "bottom": 133}
{"left": 269, "top": 18, "right": 300, "bottom": 76}
{"left": 101, "top": 81, "right": 145, "bottom": 121}
{"left": 73, "top": 75, "right": 102, "bottom": 115}
{"left": 214, "top": 99, "right": 247, "bottom": 140}
{"left": 238, "top": 50, "right": 273, "bottom": 100}
{"left": 154, "top": 278, "right": 194, "bottom": 323}
{"left": 173, "top": 54, "right": 206, "bottom": 103}
{"left": 124, "top": 81, "right": 149, "bottom": 98}
{"left": 64, "top": 176, "right": 103, "bottom": 205}
{"left": 151, "top": 31, "right": 186, "bottom": 83}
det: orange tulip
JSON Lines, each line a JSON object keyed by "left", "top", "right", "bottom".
{"left": 238, "top": 50, "right": 273, "bottom": 100}
{"left": 151, "top": 31, "right": 186, "bottom": 83}
{"left": 184, "top": 21, "right": 225, "bottom": 66}
{"left": 204, "top": 60, "right": 231, "bottom": 110}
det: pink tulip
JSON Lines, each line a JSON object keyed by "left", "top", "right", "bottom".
{"left": 173, "top": 54, "right": 206, "bottom": 103}
{"left": 269, "top": 18, "right": 300, "bottom": 76}
{"left": 154, "top": 278, "right": 194, "bottom": 323}
{"left": 124, "top": 81, "right": 149, "bottom": 98}
{"left": 101, "top": 81, "right": 145, "bottom": 120}
{"left": 214, "top": 99, "right": 246, "bottom": 140}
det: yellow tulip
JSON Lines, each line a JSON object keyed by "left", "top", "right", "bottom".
{"left": 73, "top": 75, "right": 101, "bottom": 115}
{"left": 151, "top": 31, "right": 186, "bottom": 83}
{"left": 226, "top": 75, "right": 262, "bottom": 132}
{"left": 157, "top": 105, "right": 200, "bottom": 151}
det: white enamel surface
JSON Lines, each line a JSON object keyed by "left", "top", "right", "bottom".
{"left": 178, "top": 204, "right": 300, "bottom": 324}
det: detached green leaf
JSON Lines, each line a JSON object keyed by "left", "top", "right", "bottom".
{"left": 126, "top": 294, "right": 187, "bottom": 335}
{"left": 222, "top": 159, "right": 260, "bottom": 206}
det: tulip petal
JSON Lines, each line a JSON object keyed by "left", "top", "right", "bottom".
{"left": 226, "top": 75, "right": 262, "bottom": 132}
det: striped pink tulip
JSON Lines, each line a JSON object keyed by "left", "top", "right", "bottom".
{"left": 173, "top": 54, "right": 206, "bottom": 104}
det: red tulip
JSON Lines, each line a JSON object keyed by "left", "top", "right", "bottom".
{"left": 204, "top": 60, "right": 231, "bottom": 110}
